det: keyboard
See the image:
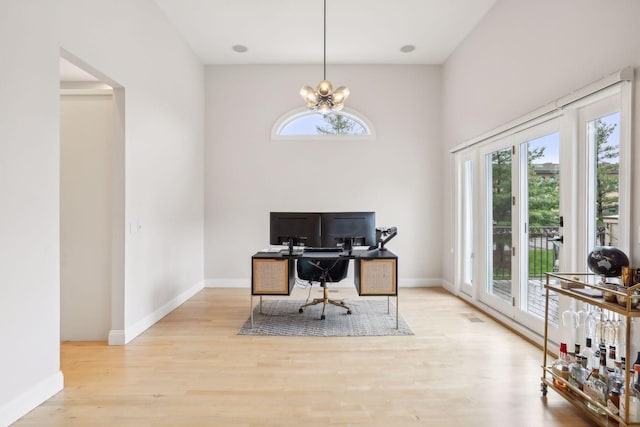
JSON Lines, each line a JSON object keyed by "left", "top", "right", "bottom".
{"left": 303, "top": 247, "right": 343, "bottom": 253}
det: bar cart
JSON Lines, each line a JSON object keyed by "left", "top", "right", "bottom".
{"left": 542, "top": 272, "right": 640, "bottom": 427}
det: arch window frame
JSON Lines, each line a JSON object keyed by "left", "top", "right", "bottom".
{"left": 271, "top": 107, "right": 376, "bottom": 141}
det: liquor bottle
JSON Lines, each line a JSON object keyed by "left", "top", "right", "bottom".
{"left": 584, "top": 368, "right": 608, "bottom": 414}
{"left": 598, "top": 347, "right": 609, "bottom": 384}
{"left": 634, "top": 364, "right": 640, "bottom": 395}
{"left": 621, "top": 381, "right": 628, "bottom": 421}
{"left": 605, "top": 361, "right": 624, "bottom": 416}
{"left": 609, "top": 360, "right": 625, "bottom": 391}
{"left": 572, "top": 343, "right": 581, "bottom": 364}
{"left": 552, "top": 343, "right": 570, "bottom": 390}
{"left": 597, "top": 343, "right": 607, "bottom": 368}
{"left": 598, "top": 350, "right": 610, "bottom": 397}
{"left": 570, "top": 355, "right": 589, "bottom": 391}
{"left": 607, "top": 345, "right": 617, "bottom": 370}
{"left": 583, "top": 338, "right": 596, "bottom": 370}
{"left": 622, "top": 365, "right": 640, "bottom": 423}
{"left": 569, "top": 355, "right": 583, "bottom": 389}
{"left": 634, "top": 352, "right": 640, "bottom": 367}
{"left": 633, "top": 365, "right": 640, "bottom": 421}
{"left": 607, "top": 381, "right": 621, "bottom": 415}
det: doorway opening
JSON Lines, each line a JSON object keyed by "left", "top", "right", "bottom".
{"left": 59, "top": 50, "right": 125, "bottom": 344}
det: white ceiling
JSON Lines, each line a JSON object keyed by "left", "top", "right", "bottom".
{"left": 153, "top": 0, "right": 496, "bottom": 65}
{"left": 59, "top": 0, "right": 495, "bottom": 81}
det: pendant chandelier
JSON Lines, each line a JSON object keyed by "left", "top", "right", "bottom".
{"left": 299, "top": 0, "right": 350, "bottom": 115}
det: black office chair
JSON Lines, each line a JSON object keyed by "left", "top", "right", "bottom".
{"left": 297, "top": 258, "right": 351, "bottom": 320}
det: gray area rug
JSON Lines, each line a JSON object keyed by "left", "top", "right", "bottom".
{"left": 238, "top": 299, "right": 414, "bottom": 336}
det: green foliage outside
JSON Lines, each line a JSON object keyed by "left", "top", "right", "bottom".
{"left": 492, "top": 248, "right": 554, "bottom": 279}
{"left": 491, "top": 118, "right": 618, "bottom": 279}
{"left": 529, "top": 248, "right": 555, "bottom": 276}
{"left": 593, "top": 118, "right": 619, "bottom": 245}
{"left": 315, "top": 114, "right": 365, "bottom": 135}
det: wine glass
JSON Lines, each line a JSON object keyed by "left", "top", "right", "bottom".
{"left": 614, "top": 313, "right": 625, "bottom": 351}
{"left": 562, "top": 303, "right": 579, "bottom": 330}
{"left": 577, "top": 302, "right": 590, "bottom": 327}
{"left": 595, "top": 310, "right": 609, "bottom": 347}
{"left": 584, "top": 306, "right": 600, "bottom": 342}
{"left": 602, "top": 311, "right": 616, "bottom": 347}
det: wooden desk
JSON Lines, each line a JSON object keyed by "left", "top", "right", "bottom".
{"left": 250, "top": 249, "right": 398, "bottom": 328}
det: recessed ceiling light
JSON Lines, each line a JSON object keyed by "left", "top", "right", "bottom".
{"left": 232, "top": 45, "right": 248, "bottom": 53}
{"left": 400, "top": 45, "right": 416, "bottom": 53}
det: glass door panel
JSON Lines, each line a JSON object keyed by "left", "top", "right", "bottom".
{"left": 587, "top": 112, "right": 620, "bottom": 248}
{"left": 461, "top": 158, "right": 474, "bottom": 295}
{"left": 487, "top": 147, "right": 513, "bottom": 303}
{"left": 521, "top": 132, "right": 561, "bottom": 326}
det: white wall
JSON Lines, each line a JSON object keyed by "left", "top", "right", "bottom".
{"left": 60, "top": 94, "right": 113, "bottom": 341}
{"left": 0, "top": 1, "right": 63, "bottom": 424}
{"left": 441, "top": 0, "right": 640, "bottom": 286}
{"left": 0, "top": 0, "right": 205, "bottom": 424}
{"left": 204, "top": 65, "right": 442, "bottom": 286}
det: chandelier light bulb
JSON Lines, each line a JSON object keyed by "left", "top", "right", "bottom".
{"left": 317, "top": 101, "right": 331, "bottom": 115}
{"left": 317, "top": 80, "right": 332, "bottom": 97}
{"left": 332, "top": 86, "right": 350, "bottom": 103}
{"left": 300, "top": 85, "right": 314, "bottom": 98}
{"left": 300, "top": 86, "right": 319, "bottom": 105}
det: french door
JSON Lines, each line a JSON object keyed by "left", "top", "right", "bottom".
{"left": 480, "top": 120, "right": 564, "bottom": 333}
{"left": 577, "top": 92, "right": 627, "bottom": 265}
{"left": 454, "top": 81, "right": 631, "bottom": 343}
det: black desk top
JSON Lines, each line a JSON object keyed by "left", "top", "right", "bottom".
{"left": 253, "top": 248, "right": 396, "bottom": 260}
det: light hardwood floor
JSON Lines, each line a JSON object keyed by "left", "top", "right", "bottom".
{"left": 14, "top": 287, "right": 594, "bottom": 426}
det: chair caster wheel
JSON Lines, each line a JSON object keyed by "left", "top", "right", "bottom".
{"left": 321, "top": 315, "right": 326, "bottom": 320}
{"left": 347, "top": 310, "right": 352, "bottom": 315}
{"left": 299, "top": 308, "right": 304, "bottom": 313}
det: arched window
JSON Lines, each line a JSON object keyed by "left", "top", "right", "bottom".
{"left": 271, "top": 108, "right": 375, "bottom": 140}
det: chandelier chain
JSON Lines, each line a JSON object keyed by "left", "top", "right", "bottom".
{"left": 323, "top": 0, "right": 326, "bottom": 80}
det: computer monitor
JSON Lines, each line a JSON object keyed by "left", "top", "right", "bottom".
{"left": 269, "top": 212, "right": 322, "bottom": 250}
{"left": 320, "top": 212, "right": 376, "bottom": 248}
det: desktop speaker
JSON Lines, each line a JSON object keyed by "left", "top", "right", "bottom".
{"left": 252, "top": 258, "right": 294, "bottom": 295}
{"left": 356, "top": 258, "right": 397, "bottom": 295}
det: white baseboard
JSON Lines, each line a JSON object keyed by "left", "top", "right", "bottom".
{"left": 439, "top": 278, "right": 455, "bottom": 293}
{"left": 120, "top": 281, "right": 204, "bottom": 345}
{"left": 108, "top": 330, "right": 126, "bottom": 345}
{"left": 398, "top": 278, "right": 438, "bottom": 287}
{"left": 204, "top": 278, "right": 249, "bottom": 288}
{"left": 0, "top": 370, "right": 63, "bottom": 426}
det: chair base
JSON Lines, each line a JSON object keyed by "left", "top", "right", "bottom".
{"left": 298, "top": 287, "right": 351, "bottom": 320}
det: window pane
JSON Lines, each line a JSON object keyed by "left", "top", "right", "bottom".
{"left": 488, "top": 147, "right": 512, "bottom": 302}
{"left": 279, "top": 113, "right": 367, "bottom": 136}
{"left": 463, "top": 160, "right": 474, "bottom": 286}
{"left": 524, "top": 132, "right": 560, "bottom": 325}
{"left": 588, "top": 112, "right": 620, "bottom": 246}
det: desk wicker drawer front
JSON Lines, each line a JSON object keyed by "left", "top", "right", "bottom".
{"left": 252, "top": 258, "right": 292, "bottom": 295}
{"left": 357, "top": 259, "right": 397, "bottom": 295}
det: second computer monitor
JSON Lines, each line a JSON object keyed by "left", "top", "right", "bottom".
{"left": 321, "top": 212, "right": 376, "bottom": 248}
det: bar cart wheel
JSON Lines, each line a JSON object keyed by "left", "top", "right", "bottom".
{"left": 540, "top": 382, "right": 548, "bottom": 396}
